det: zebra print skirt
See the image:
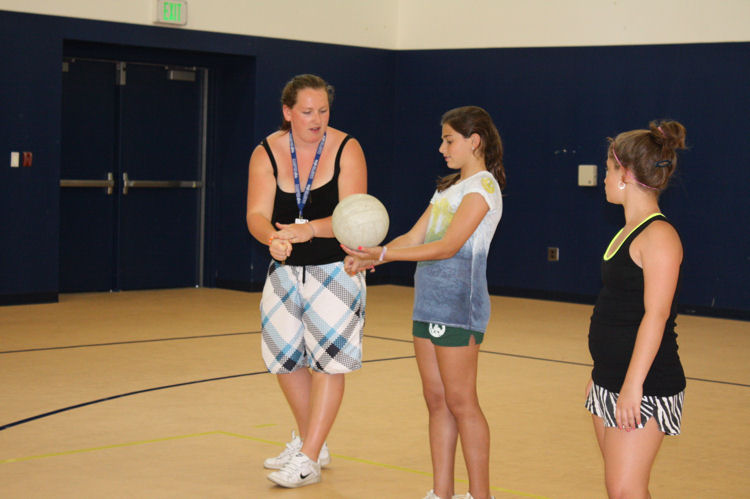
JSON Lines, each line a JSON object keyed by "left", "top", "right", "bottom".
{"left": 585, "top": 382, "right": 684, "bottom": 436}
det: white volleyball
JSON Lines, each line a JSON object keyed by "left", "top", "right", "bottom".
{"left": 332, "top": 193, "right": 389, "bottom": 248}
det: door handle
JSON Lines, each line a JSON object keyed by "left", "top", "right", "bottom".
{"left": 60, "top": 172, "right": 115, "bottom": 195}
{"left": 122, "top": 172, "right": 202, "bottom": 195}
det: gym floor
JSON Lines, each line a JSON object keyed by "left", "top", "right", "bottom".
{"left": 1, "top": 286, "right": 748, "bottom": 498}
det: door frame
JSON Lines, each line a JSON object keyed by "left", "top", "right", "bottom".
{"left": 60, "top": 56, "right": 208, "bottom": 290}
{"left": 61, "top": 40, "right": 258, "bottom": 291}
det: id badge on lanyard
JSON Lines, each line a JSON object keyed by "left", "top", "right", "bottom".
{"left": 290, "top": 130, "right": 326, "bottom": 225}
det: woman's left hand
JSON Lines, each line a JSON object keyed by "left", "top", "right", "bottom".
{"left": 274, "top": 221, "right": 315, "bottom": 244}
{"left": 615, "top": 381, "right": 643, "bottom": 432}
{"left": 341, "top": 244, "right": 381, "bottom": 261}
{"left": 342, "top": 245, "right": 380, "bottom": 275}
{"left": 343, "top": 255, "right": 375, "bottom": 275}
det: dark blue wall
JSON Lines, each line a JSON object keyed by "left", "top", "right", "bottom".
{"left": 0, "top": 10, "right": 747, "bottom": 318}
{"left": 392, "top": 44, "right": 750, "bottom": 317}
{"left": 0, "top": 10, "right": 395, "bottom": 302}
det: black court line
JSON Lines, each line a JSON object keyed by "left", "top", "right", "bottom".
{"left": 1, "top": 333, "right": 745, "bottom": 432}
{"left": 0, "top": 331, "right": 261, "bottom": 354}
{"left": 482, "top": 349, "right": 593, "bottom": 367}
{"left": 478, "top": 350, "right": 750, "bottom": 388}
{"left": 364, "top": 334, "right": 413, "bottom": 344}
{"left": 0, "top": 371, "right": 266, "bottom": 432}
{"left": 0, "top": 355, "right": 416, "bottom": 432}
{"left": 369, "top": 335, "right": 750, "bottom": 387}
{"left": 681, "top": 377, "right": 750, "bottom": 388}
{"left": 2, "top": 332, "right": 388, "bottom": 355}
{"left": 6, "top": 330, "right": 743, "bottom": 387}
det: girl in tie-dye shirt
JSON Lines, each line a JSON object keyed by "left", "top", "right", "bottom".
{"left": 344, "top": 106, "right": 505, "bottom": 499}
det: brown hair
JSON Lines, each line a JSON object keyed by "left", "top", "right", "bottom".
{"left": 437, "top": 106, "right": 506, "bottom": 192}
{"left": 609, "top": 120, "right": 687, "bottom": 192}
{"left": 279, "top": 74, "right": 335, "bottom": 131}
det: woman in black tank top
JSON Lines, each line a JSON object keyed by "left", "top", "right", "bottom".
{"left": 245, "top": 75, "right": 368, "bottom": 488}
{"left": 585, "top": 120, "right": 688, "bottom": 498}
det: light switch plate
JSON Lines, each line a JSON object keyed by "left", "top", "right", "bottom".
{"left": 578, "top": 164, "right": 597, "bottom": 186}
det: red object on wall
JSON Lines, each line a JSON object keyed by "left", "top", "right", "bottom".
{"left": 22, "top": 151, "right": 32, "bottom": 167}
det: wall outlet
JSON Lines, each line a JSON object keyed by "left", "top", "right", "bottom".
{"left": 547, "top": 247, "right": 559, "bottom": 261}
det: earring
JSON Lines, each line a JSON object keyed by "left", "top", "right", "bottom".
{"left": 618, "top": 181, "right": 626, "bottom": 190}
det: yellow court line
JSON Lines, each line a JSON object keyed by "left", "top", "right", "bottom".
{"left": 0, "top": 431, "right": 219, "bottom": 464}
{"left": 217, "top": 431, "right": 549, "bottom": 499}
{"left": 2, "top": 430, "right": 549, "bottom": 498}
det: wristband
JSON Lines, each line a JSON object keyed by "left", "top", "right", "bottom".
{"left": 379, "top": 246, "right": 388, "bottom": 262}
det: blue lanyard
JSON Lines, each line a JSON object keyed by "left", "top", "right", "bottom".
{"left": 289, "top": 130, "right": 326, "bottom": 219}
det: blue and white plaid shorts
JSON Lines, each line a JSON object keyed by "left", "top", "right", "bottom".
{"left": 260, "top": 261, "right": 366, "bottom": 375}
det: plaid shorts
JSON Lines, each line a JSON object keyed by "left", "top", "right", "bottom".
{"left": 260, "top": 261, "right": 366, "bottom": 374}
{"left": 585, "top": 382, "right": 685, "bottom": 436}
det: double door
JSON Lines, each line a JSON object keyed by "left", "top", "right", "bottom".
{"left": 60, "top": 58, "right": 206, "bottom": 292}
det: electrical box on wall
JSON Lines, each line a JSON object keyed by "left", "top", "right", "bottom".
{"left": 578, "top": 164, "right": 597, "bottom": 186}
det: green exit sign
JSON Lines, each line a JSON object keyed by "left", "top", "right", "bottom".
{"left": 155, "top": 0, "right": 187, "bottom": 26}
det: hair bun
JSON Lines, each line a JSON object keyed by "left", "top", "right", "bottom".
{"left": 650, "top": 120, "right": 687, "bottom": 151}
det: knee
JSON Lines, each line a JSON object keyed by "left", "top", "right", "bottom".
{"left": 422, "top": 386, "right": 447, "bottom": 413}
{"left": 444, "top": 390, "right": 479, "bottom": 419}
{"left": 605, "top": 474, "right": 647, "bottom": 499}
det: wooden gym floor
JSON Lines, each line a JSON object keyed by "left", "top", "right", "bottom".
{"left": 1, "top": 286, "right": 748, "bottom": 498}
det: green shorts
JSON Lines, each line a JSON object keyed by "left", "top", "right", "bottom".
{"left": 412, "top": 321, "right": 484, "bottom": 347}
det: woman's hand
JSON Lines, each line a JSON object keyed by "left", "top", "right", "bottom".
{"left": 274, "top": 221, "right": 315, "bottom": 244}
{"left": 343, "top": 255, "right": 376, "bottom": 275}
{"left": 341, "top": 244, "right": 382, "bottom": 261}
{"left": 615, "top": 381, "right": 643, "bottom": 432}
{"left": 342, "top": 245, "right": 380, "bottom": 275}
{"left": 268, "top": 236, "right": 292, "bottom": 261}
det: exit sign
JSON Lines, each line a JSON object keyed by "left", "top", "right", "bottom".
{"left": 155, "top": 0, "right": 187, "bottom": 26}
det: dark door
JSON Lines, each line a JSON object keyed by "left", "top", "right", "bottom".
{"left": 60, "top": 59, "right": 118, "bottom": 292}
{"left": 60, "top": 59, "right": 205, "bottom": 292}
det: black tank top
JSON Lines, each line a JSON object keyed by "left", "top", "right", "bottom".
{"left": 262, "top": 135, "right": 352, "bottom": 266}
{"left": 588, "top": 214, "right": 686, "bottom": 396}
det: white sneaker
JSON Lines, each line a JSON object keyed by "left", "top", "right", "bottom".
{"left": 263, "top": 431, "right": 302, "bottom": 469}
{"left": 460, "top": 494, "right": 495, "bottom": 499}
{"left": 423, "top": 490, "right": 466, "bottom": 499}
{"left": 267, "top": 451, "right": 321, "bottom": 488}
{"left": 263, "top": 431, "right": 331, "bottom": 469}
{"left": 318, "top": 441, "right": 331, "bottom": 467}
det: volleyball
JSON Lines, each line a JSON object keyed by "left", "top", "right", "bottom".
{"left": 332, "top": 193, "right": 389, "bottom": 248}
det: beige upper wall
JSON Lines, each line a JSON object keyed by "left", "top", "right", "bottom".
{"left": 0, "top": 0, "right": 399, "bottom": 48}
{"left": 397, "top": 0, "right": 750, "bottom": 49}
{"left": 1, "top": 0, "right": 748, "bottom": 49}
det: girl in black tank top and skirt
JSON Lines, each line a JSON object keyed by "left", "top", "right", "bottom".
{"left": 586, "top": 213, "right": 686, "bottom": 435}
{"left": 584, "top": 120, "right": 688, "bottom": 498}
